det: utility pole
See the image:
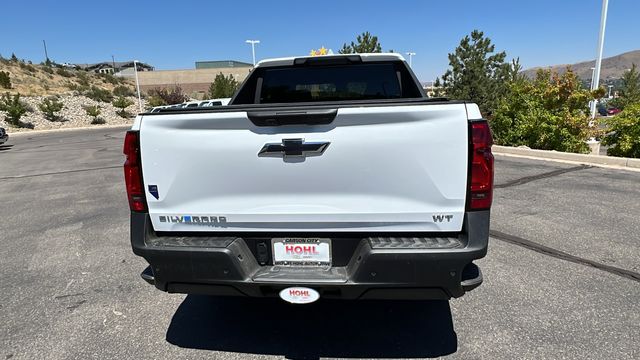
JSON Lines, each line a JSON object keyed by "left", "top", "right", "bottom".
{"left": 42, "top": 40, "right": 49, "bottom": 62}
{"left": 405, "top": 52, "right": 416, "bottom": 67}
{"left": 133, "top": 60, "right": 142, "bottom": 112}
{"left": 245, "top": 40, "right": 260, "bottom": 66}
{"left": 590, "top": 0, "right": 609, "bottom": 119}
{"left": 112, "top": 55, "right": 116, "bottom": 74}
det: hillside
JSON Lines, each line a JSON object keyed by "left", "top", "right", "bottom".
{"left": 0, "top": 57, "right": 142, "bottom": 132}
{"left": 0, "top": 57, "right": 134, "bottom": 96}
{"left": 521, "top": 49, "right": 640, "bottom": 80}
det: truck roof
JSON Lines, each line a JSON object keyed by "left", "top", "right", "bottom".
{"left": 255, "top": 53, "right": 405, "bottom": 68}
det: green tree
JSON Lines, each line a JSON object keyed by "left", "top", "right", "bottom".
{"left": 207, "top": 73, "right": 239, "bottom": 98}
{"left": 10, "top": 53, "right": 18, "bottom": 62}
{"left": 0, "top": 92, "right": 32, "bottom": 128}
{"left": 339, "top": 31, "right": 383, "bottom": 54}
{"left": 85, "top": 105, "right": 104, "bottom": 124}
{"left": 38, "top": 96, "right": 65, "bottom": 121}
{"left": 602, "top": 103, "right": 640, "bottom": 158}
{"left": 440, "top": 30, "right": 511, "bottom": 115}
{"left": 431, "top": 78, "right": 443, "bottom": 97}
{"left": 610, "top": 64, "right": 640, "bottom": 110}
{"left": 491, "top": 68, "right": 602, "bottom": 153}
{"left": 112, "top": 96, "right": 133, "bottom": 117}
{"left": 0, "top": 71, "right": 11, "bottom": 89}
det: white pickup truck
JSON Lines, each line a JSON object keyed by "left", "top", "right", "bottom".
{"left": 125, "top": 53, "right": 493, "bottom": 303}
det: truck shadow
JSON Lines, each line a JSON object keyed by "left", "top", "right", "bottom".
{"left": 166, "top": 295, "right": 457, "bottom": 359}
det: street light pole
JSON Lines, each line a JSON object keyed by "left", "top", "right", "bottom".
{"left": 405, "top": 52, "right": 416, "bottom": 67}
{"left": 133, "top": 60, "right": 142, "bottom": 112}
{"left": 590, "top": 0, "right": 609, "bottom": 119}
{"left": 245, "top": 40, "right": 260, "bottom": 66}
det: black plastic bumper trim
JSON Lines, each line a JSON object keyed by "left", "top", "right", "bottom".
{"left": 130, "top": 210, "right": 490, "bottom": 300}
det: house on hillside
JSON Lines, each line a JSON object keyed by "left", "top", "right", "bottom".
{"left": 77, "top": 61, "right": 154, "bottom": 75}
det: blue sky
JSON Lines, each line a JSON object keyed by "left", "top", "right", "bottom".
{"left": 1, "top": 0, "right": 638, "bottom": 81}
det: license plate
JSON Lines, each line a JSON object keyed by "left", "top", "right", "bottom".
{"left": 272, "top": 238, "right": 331, "bottom": 267}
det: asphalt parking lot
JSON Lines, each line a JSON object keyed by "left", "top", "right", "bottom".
{"left": 1, "top": 127, "right": 638, "bottom": 359}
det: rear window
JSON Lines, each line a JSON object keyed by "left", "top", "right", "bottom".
{"left": 233, "top": 61, "right": 423, "bottom": 104}
{"left": 262, "top": 64, "right": 405, "bottom": 103}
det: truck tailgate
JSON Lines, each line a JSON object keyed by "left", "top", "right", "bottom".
{"left": 139, "top": 103, "right": 469, "bottom": 232}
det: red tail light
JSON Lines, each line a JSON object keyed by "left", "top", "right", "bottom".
{"left": 123, "top": 131, "right": 146, "bottom": 212}
{"left": 468, "top": 121, "right": 494, "bottom": 210}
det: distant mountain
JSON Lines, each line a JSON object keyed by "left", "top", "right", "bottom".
{"left": 521, "top": 49, "right": 640, "bottom": 81}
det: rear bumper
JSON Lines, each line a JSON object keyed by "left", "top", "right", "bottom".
{"left": 130, "top": 211, "right": 490, "bottom": 300}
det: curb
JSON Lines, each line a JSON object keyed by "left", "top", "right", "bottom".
{"left": 6, "top": 124, "right": 131, "bottom": 137}
{"left": 493, "top": 145, "right": 640, "bottom": 171}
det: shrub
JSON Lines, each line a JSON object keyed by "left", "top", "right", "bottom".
{"left": 75, "top": 71, "right": 90, "bottom": 87}
{"left": 19, "top": 62, "right": 36, "bottom": 73}
{"left": 42, "top": 66, "right": 53, "bottom": 74}
{"left": 0, "top": 71, "right": 11, "bottom": 89}
{"left": 602, "top": 103, "right": 640, "bottom": 158}
{"left": 85, "top": 86, "right": 113, "bottom": 102}
{"left": 38, "top": 96, "right": 65, "bottom": 121}
{"left": 67, "top": 82, "right": 89, "bottom": 93}
{"left": 100, "top": 73, "right": 119, "bottom": 85}
{"left": 147, "top": 86, "right": 188, "bottom": 106}
{"left": 491, "top": 68, "right": 601, "bottom": 153}
{"left": 84, "top": 105, "right": 104, "bottom": 124}
{"left": 113, "top": 85, "right": 134, "bottom": 97}
{"left": 146, "top": 95, "right": 165, "bottom": 108}
{"left": 0, "top": 92, "right": 32, "bottom": 128}
{"left": 56, "top": 67, "right": 73, "bottom": 77}
{"left": 112, "top": 96, "right": 133, "bottom": 117}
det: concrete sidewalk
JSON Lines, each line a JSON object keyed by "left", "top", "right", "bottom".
{"left": 493, "top": 145, "right": 640, "bottom": 171}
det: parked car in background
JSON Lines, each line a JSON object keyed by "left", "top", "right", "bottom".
{"left": 199, "top": 98, "right": 231, "bottom": 107}
{"left": 607, "top": 108, "right": 621, "bottom": 116}
{"left": 182, "top": 101, "right": 201, "bottom": 109}
{"left": 149, "top": 98, "right": 231, "bottom": 113}
{"left": 0, "top": 127, "right": 8, "bottom": 145}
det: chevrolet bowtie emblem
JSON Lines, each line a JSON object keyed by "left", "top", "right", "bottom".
{"left": 258, "top": 138, "right": 330, "bottom": 159}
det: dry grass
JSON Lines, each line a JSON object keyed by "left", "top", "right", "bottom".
{"left": 0, "top": 59, "right": 134, "bottom": 97}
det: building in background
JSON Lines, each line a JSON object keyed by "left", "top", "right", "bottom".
{"left": 136, "top": 60, "right": 253, "bottom": 99}
{"left": 195, "top": 60, "right": 253, "bottom": 69}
